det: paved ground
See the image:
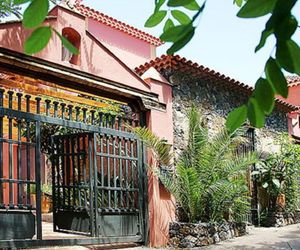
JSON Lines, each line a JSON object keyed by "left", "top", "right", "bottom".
{"left": 27, "top": 223, "right": 300, "bottom": 250}
{"left": 204, "top": 223, "right": 300, "bottom": 250}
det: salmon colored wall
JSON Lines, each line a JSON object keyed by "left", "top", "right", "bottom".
{"left": 0, "top": 7, "right": 175, "bottom": 247}
{"left": 277, "top": 86, "right": 300, "bottom": 138}
{"left": 0, "top": 7, "right": 150, "bottom": 93}
{"left": 277, "top": 85, "right": 300, "bottom": 106}
{"left": 0, "top": 19, "right": 57, "bottom": 56}
{"left": 148, "top": 82, "right": 173, "bottom": 145}
{"left": 2, "top": 139, "right": 45, "bottom": 206}
{"left": 143, "top": 73, "right": 175, "bottom": 247}
{"left": 288, "top": 112, "right": 300, "bottom": 138}
{"left": 87, "top": 19, "right": 154, "bottom": 69}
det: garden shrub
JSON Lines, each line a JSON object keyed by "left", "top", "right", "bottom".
{"left": 253, "top": 134, "right": 300, "bottom": 218}
{"left": 134, "top": 106, "right": 259, "bottom": 223}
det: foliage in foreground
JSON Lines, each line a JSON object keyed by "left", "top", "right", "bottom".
{"left": 253, "top": 134, "right": 300, "bottom": 214}
{"left": 0, "top": 0, "right": 21, "bottom": 18}
{"left": 134, "top": 106, "right": 259, "bottom": 223}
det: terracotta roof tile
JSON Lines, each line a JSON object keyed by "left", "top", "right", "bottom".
{"left": 74, "top": 3, "right": 163, "bottom": 46}
{"left": 135, "top": 55, "right": 299, "bottom": 112}
{"left": 287, "top": 75, "right": 300, "bottom": 87}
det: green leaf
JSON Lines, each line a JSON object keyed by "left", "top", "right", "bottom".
{"left": 234, "top": 0, "right": 244, "bottom": 7}
{"left": 155, "top": 0, "right": 167, "bottom": 12}
{"left": 14, "top": 0, "right": 31, "bottom": 4}
{"left": 276, "top": 40, "right": 300, "bottom": 76}
{"left": 160, "top": 24, "right": 189, "bottom": 42}
{"left": 253, "top": 78, "right": 275, "bottom": 115}
{"left": 251, "top": 170, "right": 260, "bottom": 176}
{"left": 266, "top": 0, "right": 297, "bottom": 30}
{"left": 262, "top": 182, "right": 269, "bottom": 188}
{"left": 184, "top": 0, "right": 200, "bottom": 11}
{"left": 24, "top": 26, "right": 52, "bottom": 55}
{"left": 272, "top": 0, "right": 297, "bottom": 20}
{"left": 167, "top": 0, "right": 200, "bottom": 11}
{"left": 255, "top": 28, "right": 273, "bottom": 53}
{"left": 191, "top": 2, "right": 206, "bottom": 21}
{"left": 167, "top": 26, "right": 195, "bottom": 54}
{"left": 168, "top": 0, "right": 194, "bottom": 7}
{"left": 272, "top": 178, "right": 280, "bottom": 188}
{"left": 237, "top": 0, "right": 277, "bottom": 18}
{"left": 275, "top": 15, "right": 298, "bottom": 41}
{"left": 54, "top": 29, "right": 79, "bottom": 55}
{"left": 276, "top": 41, "right": 293, "bottom": 73}
{"left": 225, "top": 105, "right": 247, "bottom": 133}
{"left": 247, "top": 98, "right": 265, "bottom": 128}
{"left": 163, "top": 19, "right": 175, "bottom": 32}
{"left": 23, "top": 0, "right": 49, "bottom": 28}
{"left": 145, "top": 10, "right": 167, "bottom": 27}
{"left": 265, "top": 57, "right": 288, "bottom": 98}
{"left": 171, "top": 10, "right": 191, "bottom": 24}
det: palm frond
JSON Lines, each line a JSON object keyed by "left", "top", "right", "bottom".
{"left": 131, "top": 106, "right": 257, "bottom": 223}
{"left": 131, "top": 126, "right": 172, "bottom": 166}
{"left": 0, "top": 0, "right": 21, "bottom": 19}
{"left": 186, "top": 105, "right": 208, "bottom": 166}
{"left": 222, "top": 151, "right": 259, "bottom": 179}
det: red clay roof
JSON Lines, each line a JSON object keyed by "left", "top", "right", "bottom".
{"left": 287, "top": 75, "right": 300, "bottom": 87}
{"left": 135, "top": 55, "right": 299, "bottom": 112}
{"left": 74, "top": 2, "right": 163, "bottom": 47}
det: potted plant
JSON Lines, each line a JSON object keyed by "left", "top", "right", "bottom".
{"left": 41, "top": 184, "right": 52, "bottom": 213}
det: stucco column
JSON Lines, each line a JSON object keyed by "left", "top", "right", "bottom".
{"left": 142, "top": 72, "right": 175, "bottom": 247}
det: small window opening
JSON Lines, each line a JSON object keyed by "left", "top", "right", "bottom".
{"left": 62, "top": 27, "right": 81, "bottom": 65}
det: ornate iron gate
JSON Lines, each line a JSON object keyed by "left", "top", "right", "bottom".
{"left": 0, "top": 88, "right": 147, "bottom": 248}
{"left": 51, "top": 132, "right": 144, "bottom": 238}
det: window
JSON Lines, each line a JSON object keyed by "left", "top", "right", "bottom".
{"left": 61, "top": 27, "right": 81, "bottom": 65}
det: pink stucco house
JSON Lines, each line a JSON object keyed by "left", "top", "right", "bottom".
{"left": 0, "top": 0, "right": 297, "bottom": 249}
{"left": 0, "top": 0, "right": 175, "bottom": 247}
{"left": 276, "top": 76, "right": 300, "bottom": 139}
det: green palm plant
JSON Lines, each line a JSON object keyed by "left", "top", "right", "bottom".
{"left": 133, "top": 105, "right": 259, "bottom": 223}
{"left": 132, "top": 126, "right": 173, "bottom": 167}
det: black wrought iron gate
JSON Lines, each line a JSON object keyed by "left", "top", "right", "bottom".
{"left": 0, "top": 88, "right": 147, "bottom": 248}
{"left": 51, "top": 132, "right": 144, "bottom": 238}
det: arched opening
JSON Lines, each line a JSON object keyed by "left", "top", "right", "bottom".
{"left": 62, "top": 27, "right": 81, "bottom": 65}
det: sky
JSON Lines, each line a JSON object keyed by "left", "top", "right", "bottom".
{"left": 83, "top": 0, "right": 300, "bottom": 86}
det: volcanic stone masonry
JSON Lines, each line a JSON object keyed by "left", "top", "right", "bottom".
{"left": 169, "top": 221, "right": 248, "bottom": 248}
{"left": 161, "top": 70, "right": 288, "bottom": 158}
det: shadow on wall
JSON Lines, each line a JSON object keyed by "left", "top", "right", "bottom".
{"left": 81, "top": 36, "right": 102, "bottom": 76}
{"left": 0, "top": 19, "right": 58, "bottom": 58}
{"left": 0, "top": 23, "right": 29, "bottom": 53}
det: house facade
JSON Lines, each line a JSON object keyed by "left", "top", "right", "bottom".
{"left": 0, "top": 1, "right": 297, "bottom": 248}
{"left": 0, "top": 1, "right": 174, "bottom": 248}
{"left": 136, "top": 55, "right": 297, "bottom": 157}
{"left": 276, "top": 76, "right": 300, "bottom": 140}
{"left": 136, "top": 55, "right": 298, "bottom": 229}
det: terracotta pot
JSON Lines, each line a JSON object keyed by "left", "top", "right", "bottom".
{"left": 41, "top": 194, "right": 52, "bottom": 213}
{"left": 276, "top": 193, "right": 286, "bottom": 209}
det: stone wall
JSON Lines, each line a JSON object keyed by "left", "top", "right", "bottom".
{"left": 261, "top": 211, "right": 300, "bottom": 227}
{"left": 164, "top": 71, "right": 288, "bottom": 157}
{"left": 169, "top": 221, "right": 248, "bottom": 248}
